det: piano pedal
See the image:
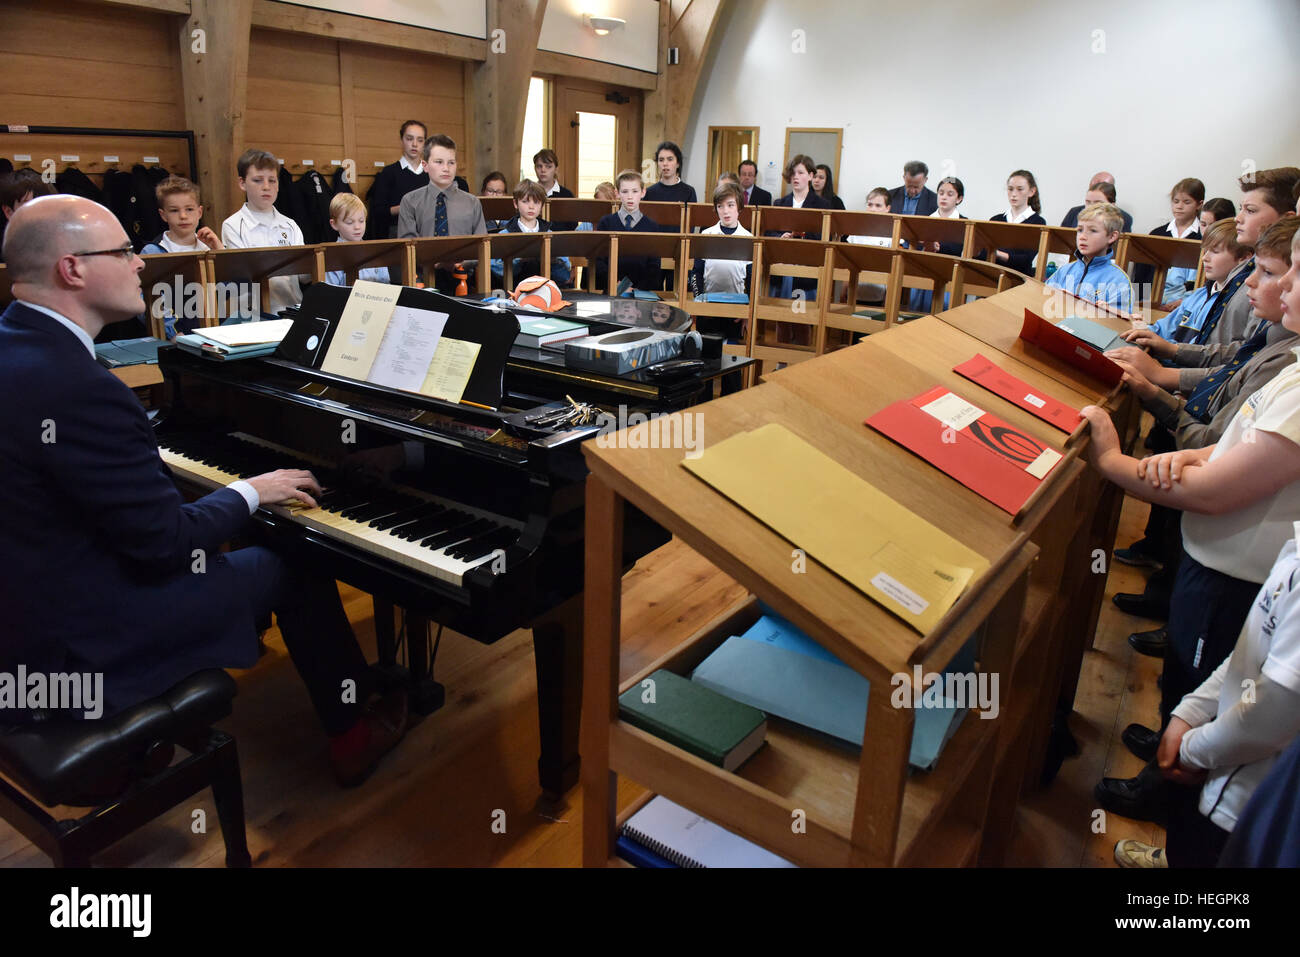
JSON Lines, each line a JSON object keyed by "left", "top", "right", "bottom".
{"left": 409, "top": 679, "right": 446, "bottom": 717}
{"left": 367, "top": 664, "right": 444, "bottom": 716}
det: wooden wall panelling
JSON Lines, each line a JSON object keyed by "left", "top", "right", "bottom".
{"left": 640, "top": 0, "right": 671, "bottom": 169}
{"left": 0, "top": 134, "right": 191, "bottom": 180}
{"left": 663, "top": 0, "right": 727, "bottom": 146}
{"left": 250, "top": 0, "right": 487, "bottom": 61}
{"left": 468, "top": 0, "right": 548, "bottom": 191}
{"left": 348, "top": 43, "right": 467, "bottom": 204}
{"left": 0, "top": 0, "right": 185, "bottom": 132}
{"left": 180, "top": 0, "right": 253, "bottom": 230}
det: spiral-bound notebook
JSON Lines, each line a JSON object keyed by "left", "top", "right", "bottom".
{"left": 620, "top": 797, "right": 796, "bottom": 868}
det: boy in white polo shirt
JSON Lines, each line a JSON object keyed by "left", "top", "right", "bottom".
{"left": 1082, "top": 215, "right": 1300, "bottom": 837}
{"left": 220, "top": 148, "right": 304, "bottom": 316}
{"left": 1120, "top": 536, "right": 1300, "bottom": 867}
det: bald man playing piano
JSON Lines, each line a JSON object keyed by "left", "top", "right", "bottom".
{"left": 0, "top": 195, "right": 406, "bottom": 787}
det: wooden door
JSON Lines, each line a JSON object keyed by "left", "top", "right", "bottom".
{"left": 553, "top": 77, "right": 641, "bottom": 199}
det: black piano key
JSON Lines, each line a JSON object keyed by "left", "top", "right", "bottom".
{"left": 392, "top": 510, "right": 464, "bottom": 542}
{"left": 445, "top": 524, "right": 508, "bottom": 560}
{"left": 342, "top": 500, "right": 401, "bottom": 523}
{"left": 417, "top": 516, "right": 483, "bottom": 550}
{"left": 455, "top": 528, "right": 518, "bottom": 563}
{"left": 422, "top": 517, "right": 491, "bottom": 551}
{"left": 372, "top": 501, "right": 446, "bottom": 531}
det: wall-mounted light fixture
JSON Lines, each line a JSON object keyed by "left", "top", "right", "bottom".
{"left": 584, "top": 14, "right": 626, "bottom": 36}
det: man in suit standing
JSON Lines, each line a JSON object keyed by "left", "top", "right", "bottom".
{"left": 1061, "top": 170, "right": 1134, "bottom": 231}
{"left": 738, "top": 160, "right": 772, "bottom": 206}
{"left": 889, "top": 160, "right": 939, "bottom": 216}
{"left": 0, "top": 195, "right": 407, "bottom": 787}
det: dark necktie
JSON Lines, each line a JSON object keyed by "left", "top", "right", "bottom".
{"left": 1192, "top": 260, "right": 1252, "bottom": 345}
{"left": 625, "top": 215, "right": 633, "bottom": 228}
{"left": 435, "top": 193, "right": 448, "bottom": 237}
{"left": 1184, "top": 320, "right": 1273, "bottom": 422}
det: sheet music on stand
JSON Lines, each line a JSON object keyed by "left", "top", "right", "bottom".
{"left": 280, "top": 282, "right": 519, "bottom": 409}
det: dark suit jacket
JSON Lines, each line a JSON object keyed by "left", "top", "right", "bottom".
{"left": 1061, "top": 203, "right": 1134, "bottom": 232}
{"left": 596, "top": 211, "right": 668, "bottom": 289}
{"left": 889, "top": 185, "right": 939, "bottom": 217}
{"left": 744, "top": 185, "right": 773, "bottom": 207}
{"left": 0, "top": 302, "right": 260, "bottom": 718}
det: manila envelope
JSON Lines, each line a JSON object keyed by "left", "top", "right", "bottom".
{"left": 683, "top": 423, "right": 990, "bottom": 634}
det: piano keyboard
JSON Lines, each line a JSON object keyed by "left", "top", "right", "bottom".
{"left": 158, "top": 434, "right": 520, "bottom": 587}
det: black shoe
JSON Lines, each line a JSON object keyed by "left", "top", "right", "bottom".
{"left": 1122, "top": 723, "right": 1160, "bottom": 762}
{"left": 1095, "top": 763, "right": 1170, "bottom": 823}
{"left": 1112, "top": 592, "right": 1170, "bottom": 620}
{"left": 1128, "top": 627, "right": 1169, "bottom": 658}
{"left": 1114, "top": 542, "right": 1163, "bottom": 570}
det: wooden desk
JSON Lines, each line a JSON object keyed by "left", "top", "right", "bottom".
{"left": 936, "top": 280, "right": 1133, "bottom": 400}
{"left": 1118, "top": 232, "right": 1203, "bottom": 305}
{"left": 316, "top": 238, "right": 412, "bottom": 287}
{"left": 206, "top": 245, "right": 318, "bottom": 323}
{"left": 138, "top": 250, "right": 208, "bottom": 336}
{"left": 581, "top": 378, "right": 1037, "bottom": 867}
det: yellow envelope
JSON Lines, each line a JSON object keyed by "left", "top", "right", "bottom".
{"left": 683, "top": 423, "right": 990, "bottom": 633}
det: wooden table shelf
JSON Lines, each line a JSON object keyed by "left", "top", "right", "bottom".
{"left": 580, "top": 279, "right": 1141, "bottom": 869}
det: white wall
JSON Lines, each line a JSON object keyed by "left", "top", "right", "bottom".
{"left": 684, "top": 0, "right": 1300, "bottom": 230}
{"left": 539, "top": 0, "right": 660, "bottom": 74}
{"left": 278, "top": 0, "right": 487, "bottom": 38}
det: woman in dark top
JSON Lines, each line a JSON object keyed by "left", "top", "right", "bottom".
{"left": 989, "top": 169, "right": 1045, "bottom": 276}
{"left": 644, "top": 141, "right": 697, "bottom": 203}
{"left": 812, "top": 164, "right": 846, "bottom": 210}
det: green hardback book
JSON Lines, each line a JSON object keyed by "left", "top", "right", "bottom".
{"left": 514, "top": 315, "right": 589, "bottom": 348}
{"left": 619, "top": 668, "right": 767, "bottom": 771}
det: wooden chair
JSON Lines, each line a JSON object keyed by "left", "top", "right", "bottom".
{"left": 544, "top": 198, "right": 617, "bottom": 289}
{"left": 748, "top": 237, "right": 834, "bottom": 371}
{"left": 1116, "top": 233, "right": 1203, "bottom": 308}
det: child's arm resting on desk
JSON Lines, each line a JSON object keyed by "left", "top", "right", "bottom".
{"left": 1081, "top": 405, "right": 1300, "bottom": 513}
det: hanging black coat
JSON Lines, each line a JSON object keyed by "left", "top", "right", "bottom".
{"left": 331, "top": 167, "right": 353, "bottom": 195}
{"left": 56, "top": 166, "right": 104, "bottom": 204}
{"left": 294, "top": 169, "right": 335, "bottom": 244}
{"left": 273, "top": 165, "right": 310, "bottom": 240}
{"left": 130, "top": 164, "right": 166, "bottom": 249}
{"left": 101, "top": 169, "right": 140, "bottom": 241}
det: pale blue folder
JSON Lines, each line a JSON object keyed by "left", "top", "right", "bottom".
{"left": 1056, "top": 315, "right": 1125, "bottom": 352}
{"left": 691, "top": 614, "right": 972, "bottom": 770}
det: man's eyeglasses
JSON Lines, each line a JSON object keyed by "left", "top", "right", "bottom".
{"left": 70, "top": 245, "right": 136, "bottom": 261}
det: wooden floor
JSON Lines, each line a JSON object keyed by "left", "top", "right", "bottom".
{"left": 0, "top": 496, "right": 1166, "bottom": 868}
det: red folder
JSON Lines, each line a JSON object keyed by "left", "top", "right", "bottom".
{"left": 953, "top": 354, "right": 1083, "bottom": 433}
{"left": 866, "top": 386, "right": 1063, "bottom": 514}
{"left": 1020, "top": 309, "right": 1123, "bottom": 387}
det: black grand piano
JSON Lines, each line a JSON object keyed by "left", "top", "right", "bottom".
{"left": 154, "top": 284, "right": 752, "bottom": 795}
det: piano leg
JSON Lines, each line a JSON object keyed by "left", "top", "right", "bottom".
{"left": 372, "top": 598, "right": 446, "bottom": 715}
{"left": 405, "top": 613, "right": 447, "bottom": 716}
{"left": 531, "top": 594, "right": 583, "bottom": 797}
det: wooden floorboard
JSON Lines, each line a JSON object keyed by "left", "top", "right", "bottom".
{"left": 0, "top": 495, "right": 1165, "bottom": 867}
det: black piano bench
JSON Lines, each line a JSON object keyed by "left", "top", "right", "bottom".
{"left": 0, "top": 669, "right": 252, "bottom": 868}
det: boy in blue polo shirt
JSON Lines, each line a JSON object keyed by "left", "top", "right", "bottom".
{"left": 1047, "top": 202, "right": 1135, "bottom": 313}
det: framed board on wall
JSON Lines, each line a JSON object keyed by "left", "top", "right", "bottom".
{"left": 783, "top": 128, "right": 843, "bottom": 188}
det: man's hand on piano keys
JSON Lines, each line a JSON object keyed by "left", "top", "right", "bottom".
{"left": 246, "top": 469, "right": 324, "bottom": 509}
